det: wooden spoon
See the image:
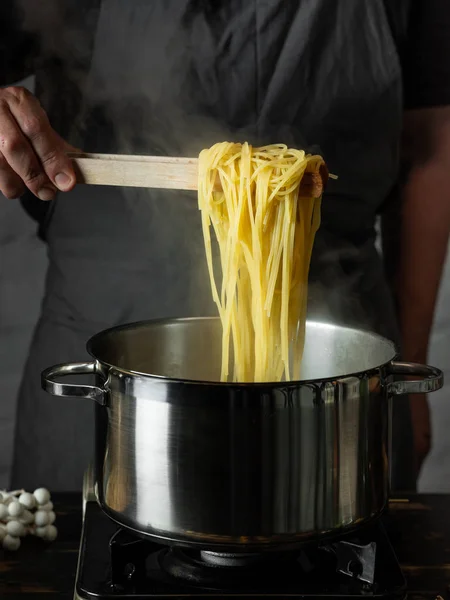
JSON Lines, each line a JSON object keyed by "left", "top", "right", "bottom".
{"left": 69, "top": 152, "right": 329, "bottom": 197}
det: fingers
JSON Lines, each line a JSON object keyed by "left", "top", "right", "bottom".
{"left": 0, "top": 151, "right": 26, "bottom": 199}
{"left": 0, "top": 86, "right": 76, "bottom": 200}
{"left": 0, "top": 100, "right": 55, "bottom": 200}
{"left": 8, "top": 87, "right": 76, "bottom": 193}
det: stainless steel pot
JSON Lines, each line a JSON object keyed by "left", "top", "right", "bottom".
{"left": 42, "top": 318, "right": 443, "bottom": 550}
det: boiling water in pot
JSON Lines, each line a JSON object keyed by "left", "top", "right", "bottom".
{"left": 89, "top": 318, "right": 397, "bottom": 382}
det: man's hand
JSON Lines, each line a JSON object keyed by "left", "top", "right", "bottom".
{"left": 410, "top": 393, "right": 432, "bottom": 474}
{"left": 0, "top": 86, "right": 76, "bottom": 200}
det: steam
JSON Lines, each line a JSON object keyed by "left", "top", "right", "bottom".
{"left": 12, "top": 0, "right": 390, "bottom": 337}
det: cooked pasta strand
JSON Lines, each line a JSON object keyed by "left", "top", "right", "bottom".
{"left": 198, "top": 142, "right": 324, "bottom": 382}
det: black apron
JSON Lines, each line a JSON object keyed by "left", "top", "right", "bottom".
{"left": 12, "top": 0, "right": 414, "bottom": 491}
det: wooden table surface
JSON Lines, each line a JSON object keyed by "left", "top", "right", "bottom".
{"left": 1, "top": 494, "right": 450, "bottom": 599}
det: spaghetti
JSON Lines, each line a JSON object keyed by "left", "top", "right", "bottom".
{"left": 198, "top": 142, "right": 325, "bottom": 383}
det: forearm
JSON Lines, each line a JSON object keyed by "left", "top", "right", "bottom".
{"left": 397, "top": 108, "right": 450, "bottom": 362}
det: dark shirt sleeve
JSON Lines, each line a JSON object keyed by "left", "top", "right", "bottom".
{"left": 0, "top": 0, "right": 39, "bottom": 85}
{"left": 403, "top": 0, "right": 450, "bottom": 110}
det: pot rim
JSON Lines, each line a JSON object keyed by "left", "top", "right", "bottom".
{"left": 86, "top": 316, "right": 398, "bottom": 387}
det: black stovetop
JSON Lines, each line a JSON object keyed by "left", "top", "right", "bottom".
{"left": 76, "top": 502, "right": 406, "bottom": 599}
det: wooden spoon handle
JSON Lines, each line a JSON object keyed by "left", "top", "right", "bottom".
{"left": 69, "top": 152, "right": 199, "bottom": 191}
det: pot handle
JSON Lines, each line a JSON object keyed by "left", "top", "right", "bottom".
{"left": 387, "top": 361, "right": 444, "bottom": 396}
{"left": 41, "top": 362, "right": 105, "bottom": 405}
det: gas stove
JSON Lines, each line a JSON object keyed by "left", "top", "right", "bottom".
{"left": 73, "top": 471, "right": 407, "bottom": 600}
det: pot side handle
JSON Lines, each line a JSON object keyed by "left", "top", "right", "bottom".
{"left": 41, "top": 362, "right": 105, "bottom": 405}
{"left": 387, "top": 361, "right": 444, "bottom": 396}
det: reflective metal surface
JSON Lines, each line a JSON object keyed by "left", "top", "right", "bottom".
{"left": 42, "top": 318, "right": 443, "bottom": 550}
